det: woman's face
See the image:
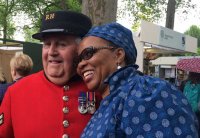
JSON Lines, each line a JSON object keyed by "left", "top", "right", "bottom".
{"left": 77, "top": 36, "right": 118, "bottom": 93}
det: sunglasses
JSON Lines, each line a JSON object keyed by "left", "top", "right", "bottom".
{"left": 77, "top": 46, "right": 116, "bottom": 63}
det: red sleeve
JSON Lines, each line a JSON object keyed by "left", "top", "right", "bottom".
{"left": 0, "top": 88, "right": 14, "bottom": 138}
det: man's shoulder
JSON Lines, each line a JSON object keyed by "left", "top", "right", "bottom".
{"left": 9, "top": 71, "right": 44, "bottom": 88}
{"left": 18, "top": 71, "right": 43, "bottom": 82}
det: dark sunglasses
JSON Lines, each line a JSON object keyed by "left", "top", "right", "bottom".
{"left": 78, "top": 46, "right": 116, "bottom": 63}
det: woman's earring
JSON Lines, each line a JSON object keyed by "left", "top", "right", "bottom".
{"left": 117, "top": 63, "right": 121, "bottom": 69}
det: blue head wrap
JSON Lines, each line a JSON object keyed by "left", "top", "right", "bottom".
{"left": 85, "top": 22, "right": 137, "bottom": 64}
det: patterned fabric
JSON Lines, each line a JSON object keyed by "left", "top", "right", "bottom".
{"left": 85, "top": 22, "right": 137, "bottom": 64}
{"left": 183, "top": 81, "right": 200, "bottom": 113}
{"left": 81, "top": 65, "right": 199, "bottom": 138}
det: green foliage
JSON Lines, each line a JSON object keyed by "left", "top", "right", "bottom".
{"left": 0, "top": 17, "right": 16, "bottom": 39}
{"left": 198, "top": 48, "right": 200, "bottom": 55}
{"left": 0, "top": 0, "right": 81, "bottom": 42}
{"left": 20, "top": 0, "right": 82, "bottom": 42}
{"left": 6, "top": 21, "right": 16, "bottom": 39}
{"left": 184, "top": 25, "right": 200, "bottom": 56}
{"left": 23, "top": 25, "right": 40, "bottom": 43}
{"left": 0, "top": 0, "right": 20, "bottom": 41}
{"left": 184, "top": 25, "right": 200, "bottom": 48}
{"left": 67, "top": 0, "right": 81, "bottom": 12}
{"left": 119, "top": 0, "right": 195, "bottom": 31}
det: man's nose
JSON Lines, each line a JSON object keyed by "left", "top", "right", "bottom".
{"left": 48, "top": 44, "right": 58, "bottom": 55}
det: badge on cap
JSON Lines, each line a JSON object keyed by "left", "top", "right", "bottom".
{"left": 78, "top": 91, "right": 96, "bottom": 114}
{"left": 45, "top": 13, "right": 55, "bottom": 20}
{"left": 0, "top": 113, "right": 4, "bottom": 125}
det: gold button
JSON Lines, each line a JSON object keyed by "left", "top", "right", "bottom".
{"left": 63, "top": 96, "right": 69, "bottom": 102}
{"left": 62, "top": 134, "right": 69, "bottom": 138}
{"left": 63, "top": 107, "right": 69, "bottom": 114}
{"left": 63, "top": 85, "right": 69, "bottom": 91}
{"left": 63, "top": 120, "right": 69, "bottom": 127}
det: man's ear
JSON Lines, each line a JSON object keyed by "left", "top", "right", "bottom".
{"left": 114, "top": 48, "right": 126, "bottom": 65}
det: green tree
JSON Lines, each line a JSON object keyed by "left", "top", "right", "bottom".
{"left": 23, "top": 25, "right": 39, "bottom": 43}
{"left": 118, "top": 0, "right": 195, "bottom": 31}
{"left": 184, "top": 25, "right": 200, "bottom": 55}
{"left": 20, "top": 0, "right": 81, "bottom": 42}
{"left": 0, "top": 0, "right": 21, "bottom": 43}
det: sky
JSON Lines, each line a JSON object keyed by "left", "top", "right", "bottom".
{"left": 117, "top": 0, "right": 200, "bottom": 33}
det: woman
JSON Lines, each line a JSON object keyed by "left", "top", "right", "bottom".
{"left": 77, "top": 23, "right": 199, "bottom": 137}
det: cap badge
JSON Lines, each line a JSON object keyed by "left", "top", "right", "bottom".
{"left": 45, "top": 13, "right": 55, "bottom": 20}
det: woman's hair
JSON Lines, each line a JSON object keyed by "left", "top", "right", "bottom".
{"left": 10, "top": 53, "right": 33, "bottom": 76}
{"left": 0, "top": 67, "right": 6, "bottom": 84}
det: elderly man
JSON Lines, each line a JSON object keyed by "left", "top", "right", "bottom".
{"left": 0, "top": 10, "right": 98, "bottom": 138}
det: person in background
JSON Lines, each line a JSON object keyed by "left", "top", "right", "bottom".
{"left": 183, "top": 72, "right": 200, "bottom": 135}
{"left": 77, "top": 22, "right": 199, "bottom": 137}
{"left": 0, "top": 67, "right": 6, "bottom": 84}
{"left": 0, "top": 10, "right": 100, "bottom": 138}
{"left": 176, "top": 69, "right": 185, "bottom": 91}
{"left": 10, "top": 53, "right": 33, "bottom": 82}
{"left": 0, "top": 53, "right": 33, "bottom": 105}
{"left": 0, "top": 67, "right": 7, "bottom": 104}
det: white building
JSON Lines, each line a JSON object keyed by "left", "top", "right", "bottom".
{"left": 134, "top": 20, "right": 198, "bottom": 79}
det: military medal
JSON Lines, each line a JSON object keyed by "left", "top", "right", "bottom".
{"left": 78, "top": 91, "right": 96, "bottom": 114}
{"left": 87, "top": 91, "right": 96, "bottom": 114}
{"left": 78, "top": 92, "right": 88, "bottom": 114}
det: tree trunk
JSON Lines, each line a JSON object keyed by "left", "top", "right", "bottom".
{"left": 3, "top": 23, "right": 7, "bottom": 44}
{"left": 165, "top": 0, "right": 176, "bottom": 29}
{"left": 82, "top": 0, "right": 118, "bottom": 26}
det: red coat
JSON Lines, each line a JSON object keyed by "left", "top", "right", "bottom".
{"left": 0, "top": 71, "right": 96, "bottom": 138}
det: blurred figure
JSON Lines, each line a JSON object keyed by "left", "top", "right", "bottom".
{"left": 0, "top": 53, "right": 33, "bottom": 104}
{"left": 176, "top": 69, "right": 185, "bottom": 91}
{"left": 10, "top": 53, "right": 33, "bottom": 82}
{"left": 0, "top": 67, "right": 6, "bottom": 84}
{"left": 183, "top": 72, "right": 200, "bottom": 134}
{"left": 0, "top": 67, "right": 7, "bottom": 104}
{"left": 183, "top": 72, "right": 200, "bottom": 112}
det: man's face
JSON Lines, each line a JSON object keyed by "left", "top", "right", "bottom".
{"left": 42, "top": 34, "right": 78, "bottom": 85}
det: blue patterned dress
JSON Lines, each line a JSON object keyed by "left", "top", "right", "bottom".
{"left": 81, "top": 65, "right": 199, "bottom": 138}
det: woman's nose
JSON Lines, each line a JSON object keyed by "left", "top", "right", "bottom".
{"left": 77, "top": 60, "right": 87, "bottom": 74}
